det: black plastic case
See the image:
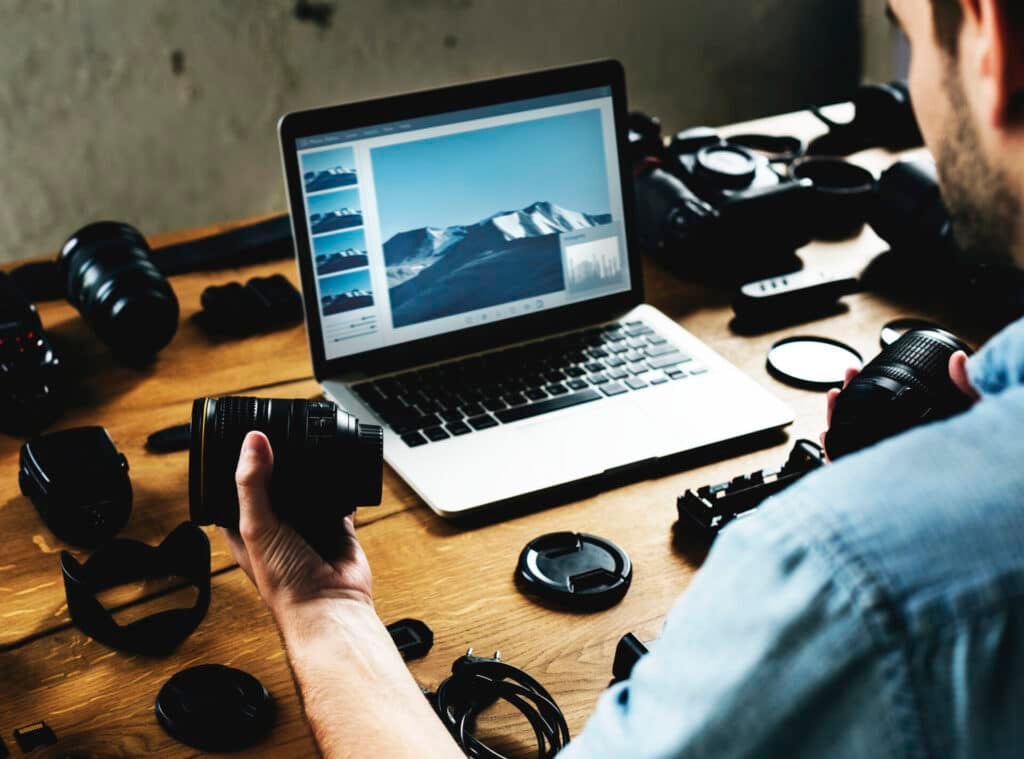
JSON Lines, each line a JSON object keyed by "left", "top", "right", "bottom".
{"left": 19, "top": 426, "right": 131, "bottom": 546}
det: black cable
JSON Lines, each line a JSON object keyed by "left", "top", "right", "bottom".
{"left": 433, "top": 651, "right": 570, "bottom": 759}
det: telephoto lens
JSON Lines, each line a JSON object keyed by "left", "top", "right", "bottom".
{"left": 189, "top": 396, "right": 383, "bottom": 548}
{"left": 825, "top": 329, "right": 973, "bottom": 460}
{"left": 58, "top": 221, "right": 179, "bottom": 360}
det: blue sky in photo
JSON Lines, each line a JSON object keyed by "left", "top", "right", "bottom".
{"left": 301, "top": 146, "right": 356, "bottom": 175}
{"left": 313, "top": 227, "right": 366, "bottom": 255}
{"left": 371, "top": 109, "right": 610, "bottom": 241}
{"left": 308, "top": 188, "right": 360, "bottom": 217}
{"left": 319, "top": 267, "right": 372, "bottom": 296}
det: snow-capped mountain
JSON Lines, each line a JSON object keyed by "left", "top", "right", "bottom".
{"left": 316, "top": 246, "right": 369, "bottom": 275}
{"left": 383, "top": 201, "right": 611, "bottom": 287}
{"left": 316, "top": 248, "right": 365, "bottom": 262}
{"left": 322, "top": 289, "right": 374, "bottom": 315}
{"left": 311, "top": 208, "right": 363, "bottom": 234}
{"left": 326, "top": 289, "right": 371, "bottom": 300}
{"left": 304, "top": 167, "right": 358, "bottom": 192}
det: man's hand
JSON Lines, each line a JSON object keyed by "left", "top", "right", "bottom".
{"left": 220, "top": 431, "right": 463, "bottom": 758}
{"left": 222, "top": 430, "right": 374, "bottom": 621}
{"left": 821, "top": 351, "right": 979, "bottom": 451}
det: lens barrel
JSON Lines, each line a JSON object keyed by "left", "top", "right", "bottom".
{"left": 59, "top": 221, "right": 179, "bottom": 360}
{"left": 825, "top": 329, "right": 972, "bottom": 460}
{"left": 189, "top": 397, "right": 383, "bottom": 538}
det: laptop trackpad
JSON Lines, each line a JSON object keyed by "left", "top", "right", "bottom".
{"left": 512, "top": 400, "right": 660, "bottom": 481}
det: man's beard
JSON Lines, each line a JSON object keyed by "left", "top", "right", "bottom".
{"left": 935, "top": 66, "right": 1021, "bottom": 267}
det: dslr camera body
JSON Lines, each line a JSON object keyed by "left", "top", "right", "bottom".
{"left": 0, "top": 272, "right": 64, "bottom": 433}
{"left": 631, "top": 116, "right": 817, "bottom": 280}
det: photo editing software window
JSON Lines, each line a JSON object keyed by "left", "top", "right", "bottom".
{"left": 295, "top": 87, "right": 630, "bottom": 361}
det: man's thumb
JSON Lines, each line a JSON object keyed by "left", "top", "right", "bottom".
{"left": 235, "top": 431, "right": 277, "bottom": 546}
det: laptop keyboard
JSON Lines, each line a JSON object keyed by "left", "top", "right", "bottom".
{"left": 352, "top": 319, "right": 708, "bottom": 447}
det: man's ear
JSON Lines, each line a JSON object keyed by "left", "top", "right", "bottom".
{"left": 970, "top": 0, "right": 1024, "bottom": 125}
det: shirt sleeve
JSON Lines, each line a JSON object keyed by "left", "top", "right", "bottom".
{"left": 558, "top": 502, "right": 902, "bottom": 759}
{"left": 967, "top": 318, "right": 1024, "bottom": 397}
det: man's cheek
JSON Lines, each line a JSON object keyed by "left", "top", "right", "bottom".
{"left": 907, "top": 52, "right": 947, "bottom": 152}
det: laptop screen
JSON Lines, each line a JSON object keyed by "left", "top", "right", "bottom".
{"left": 293, "top": 86, "right": 630, "bottom": 361}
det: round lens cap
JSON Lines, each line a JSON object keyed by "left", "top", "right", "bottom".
{"left": 155, "top": 664, "right": 275, "bottom": 752}
{"left": 767, "top": 336, "right": 863, "bottom": 390}
{"left": 880, "top": 318, "right": 947, "bottom": 348}
{"left": 516, "top": 532, "right": 632, "bottom": 611}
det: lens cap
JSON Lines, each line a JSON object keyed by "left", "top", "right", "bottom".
{"left": 880, "top": 318, "right": 947, "bottom": 348}
{"left": 155, "top": 664, "right": 275, "bottom": 752}
{"left": 516, "top": 532, "right": 632, "bottom": 611}
{"left": 767, "top": 336, "right": 863, "bottom": 390}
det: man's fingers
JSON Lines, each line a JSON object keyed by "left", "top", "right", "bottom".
{"left": 949, "top": 351, "right": 980, "bottom": 401}
{"left": 825, "top": 387, "right": 841, "bottom": 426}
{"left": 235, "top": 431, "right": 278, "bottom": 549}
{"left": 843, "top": 367, "right": 859, "bottom": 389}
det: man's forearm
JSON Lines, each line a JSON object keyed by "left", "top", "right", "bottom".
{"left": 278, "top": 599, "right": 462, "bottom": 759}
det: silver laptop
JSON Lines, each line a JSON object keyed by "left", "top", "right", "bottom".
{"left": 279, "top": 60, "right": 793, "bottom": 518}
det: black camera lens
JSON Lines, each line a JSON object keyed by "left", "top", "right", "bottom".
{"left": 825, "top": 329, "right": 973, "bottom": 460}
{"left": 58, "top": 221, "right": 179, "bottom": 360}
{"left": 189, "top": 397, "right": 383, "bottom": 538}
{"left": 871, "top": 158, "right": 958, "bottom": 261}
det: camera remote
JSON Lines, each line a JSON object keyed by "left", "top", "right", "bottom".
{"left": 733, "top": 270, "right": 860, "bottom": 322}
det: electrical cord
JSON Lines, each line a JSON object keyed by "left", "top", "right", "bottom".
{"left": 433, "top": 650, "right": 570, "bottom": 759}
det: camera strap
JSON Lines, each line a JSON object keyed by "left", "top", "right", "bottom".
{"left": 11, "top": 214, "right": 293, "bottom": 303}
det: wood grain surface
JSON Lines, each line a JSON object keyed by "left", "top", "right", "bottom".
{"left": 0, "top": 111, "right": 997, "bottom": 757}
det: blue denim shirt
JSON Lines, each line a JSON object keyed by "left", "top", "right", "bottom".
{"left": 562, "top": 318, "right": 1024, "bottom": 759}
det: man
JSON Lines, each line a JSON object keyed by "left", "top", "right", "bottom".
{"left": 225, "top": 1, "right": 1024, "bottom": 755}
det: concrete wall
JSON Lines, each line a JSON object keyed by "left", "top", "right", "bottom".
{"left": 0, "top": 0, "right": 860, "bottom": 262}
{"left": 861, "top": 0, "right": 909, "bottom": 84}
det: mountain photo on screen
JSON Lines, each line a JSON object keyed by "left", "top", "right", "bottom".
{"left": 302, "top": 146, "right": 358, "bottom": 193}
{"left": 319, "top": 267, "right": 374, "bottom": 316}
{"left": 308, "top": 188, "right": 362, "bottom": 236}
{"left": 372, "top": 110, "right": 613, "bottom": 328}
{"left": 313, "top": 228, "right": 370, "bottom": 276}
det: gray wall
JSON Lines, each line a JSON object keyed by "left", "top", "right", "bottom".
{"left": 0, "top": 0, "right": 860, "bottom": 262}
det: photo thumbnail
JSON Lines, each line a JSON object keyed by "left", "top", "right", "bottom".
{"left": 302, "top": 146, "right": 357, "bottom": 193}
{"left": 308, "top": 188, "right": 362, "bottom": 235}
{"left": 314, "top": 228, "right": 369, "bottom": 276}
{"left": 319, "top": 267, "right": 374, "bottom": 316}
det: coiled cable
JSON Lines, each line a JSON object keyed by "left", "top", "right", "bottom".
{"left": 433, "top": 650, "right": 570, "bottom": 759}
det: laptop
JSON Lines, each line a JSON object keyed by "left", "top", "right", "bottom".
{"left": 278, "top": 60, "right": 793, "bottom": 518}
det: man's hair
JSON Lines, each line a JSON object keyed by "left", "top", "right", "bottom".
{"left": 931, "top": 0, "right": 1024, "bottom": 55}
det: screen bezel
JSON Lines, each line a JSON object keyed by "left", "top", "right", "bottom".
{"left": 279, "top": 59, "right": 643, "bottom": 381}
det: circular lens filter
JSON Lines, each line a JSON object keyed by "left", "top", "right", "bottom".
{"left": 880, "top": 318, "right": 947, "bottom": 348}
{"left": 767, "top": 336, "right": 863, "bottom": 390}
{"left": 516, "top": 532, "right": 632, "bottom": 611}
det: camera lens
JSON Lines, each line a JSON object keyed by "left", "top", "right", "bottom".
{"left": 693, "top": 145, "right": 758, "bottom": 190}
{"left": 189, "top": 396, "right": 383, "bottom": 535}
{"left": 59, "top": 221, "right": 179, "bottom": 360}
{"left": 825, "top": 329, "right": 973, "bottom": 460}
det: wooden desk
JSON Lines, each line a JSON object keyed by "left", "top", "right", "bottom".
{"left": 0, "top": 110, "right": 994, "bottom": 757}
